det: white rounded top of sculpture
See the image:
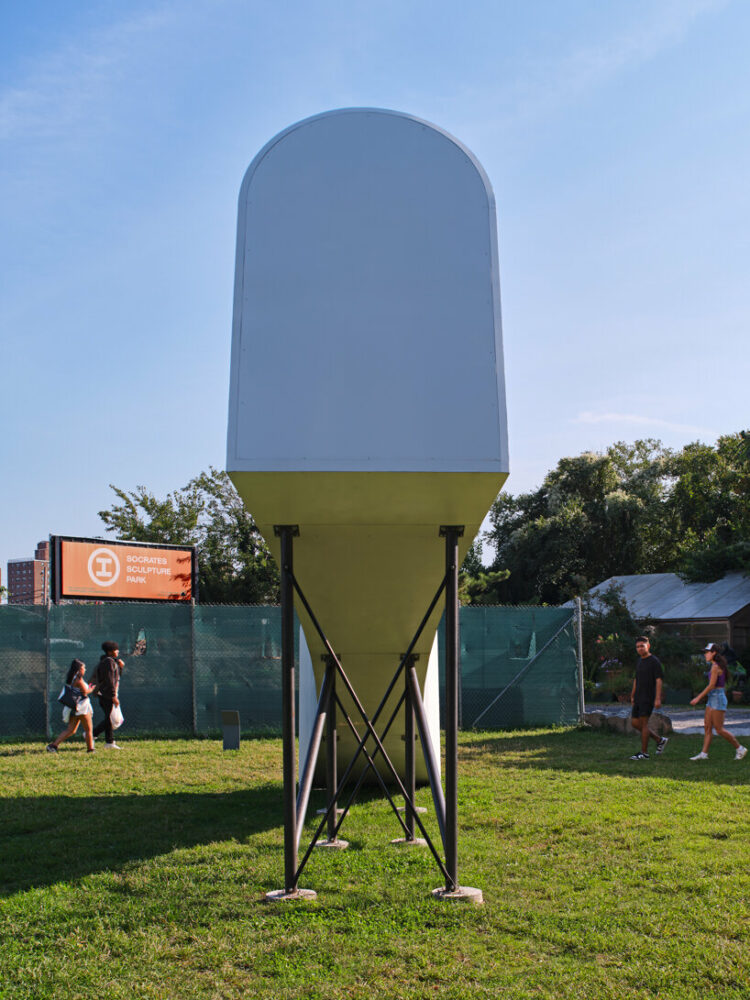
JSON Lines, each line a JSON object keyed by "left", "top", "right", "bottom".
{"left": 227, "top": 108, "right": 508, "bottom": 473}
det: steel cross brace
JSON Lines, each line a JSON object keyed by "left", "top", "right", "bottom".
{"left": 272, "top": 523, "right": 465, "bottom": 897}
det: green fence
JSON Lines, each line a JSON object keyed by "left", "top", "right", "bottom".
{"left": 0, "top": 603, "right": 578, "bottom": 740}
{"left": 440, "top": 606, "right": 579, "bottom": 729}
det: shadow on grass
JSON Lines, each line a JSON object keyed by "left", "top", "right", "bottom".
{"left": 460, "top": 728, "right": 750, "bottom": 787}
{"left": 0, "top": 785, "right": 284, "bottom": 897}
{"left": 0, "top": 777, "right": 395, "bottom": 899}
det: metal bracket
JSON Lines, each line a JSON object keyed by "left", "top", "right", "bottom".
{"left": 274, "top": 524, "right": 300, "bottom": 537}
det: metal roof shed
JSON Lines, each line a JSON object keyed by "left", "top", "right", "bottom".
{"left": 586, "top": 572, "right": 750, "bottom": 653}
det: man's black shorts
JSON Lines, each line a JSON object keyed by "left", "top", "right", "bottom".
{"left": 632, "top": 699, "right": 655, "bottom": 718}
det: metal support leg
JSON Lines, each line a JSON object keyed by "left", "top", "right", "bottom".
{"left": 443, "top": 526, "right": 460, "bottom": 890}
{"left": 433, "top": 526, "right": 481, "bottom": 904}
{"left": 266, "top": 525, "right": 315, "bottom": 902}
{"left": 326, "top": 664, "right": 338, "bottom": 841}
{"left": 404, "top": 662, "right": 416, "bottom": 840}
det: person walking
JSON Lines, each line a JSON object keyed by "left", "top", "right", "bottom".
{"left": 92, "top": 641, "right": 124, "bottom": 749}
{"left": 46, "top": 659, "right": 96, "bottom": 753}
{"left": 629, "top": 636, "right": 668, "bottom": 760}
{"left": 689, "top": 643, "right": 747, "bottom": 761}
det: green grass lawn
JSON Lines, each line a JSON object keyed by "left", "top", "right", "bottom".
{"left": 1, "top": 729, "right": 748, "bottom": 999}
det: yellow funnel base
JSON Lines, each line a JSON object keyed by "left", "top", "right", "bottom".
{"left": 230, "top": 471, "right": 507, "bottom": 779}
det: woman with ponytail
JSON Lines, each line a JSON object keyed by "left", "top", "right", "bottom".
{"left": 46, "top": 658, "right": 96, "bottom": 753}
{"left": 690, "top": 644, "right": 747, "bottom": 761}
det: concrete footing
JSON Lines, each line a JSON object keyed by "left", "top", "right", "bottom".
{"left": 314, "top": 839, "right": 349, "bottom": 850}
{"left": 265, "top": 888, "right": 317, "bottom": 902}
{"left": 390, "top": 836, "right": 427, "bottom": 847}
{"left": 431, "top": 885, "right": 483, "bottom": 905}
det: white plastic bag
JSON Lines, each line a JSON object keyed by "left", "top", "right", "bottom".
{"left": 110, "top": 704, "right": 124, "bottom": 730}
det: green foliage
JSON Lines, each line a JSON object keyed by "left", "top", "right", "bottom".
{"left": 581, "top": 585, "right": 640, "bottom": 686}
{"left": 458, "top": 539, "right": 513, "bottom": 605}
{"left": 458, "top": 567, "right": 511, "bottom": 606}
{"left": 668, "top": 431, "right": 750, "bottom": 581}
{"left": 459, "top": 539, "right": 483, "bottom": 577}
{"left": 98, "top": 468, "right": 280, "bottom": 604}
{"left": 481, "top": 432, "right": 750, "bottom": 603}
{"left": 483, "top": 439, "right": 672, "bottom": 604}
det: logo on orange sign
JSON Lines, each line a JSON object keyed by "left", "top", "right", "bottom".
{"left": 87, "top": 547, "right": 121, "bottom": 587}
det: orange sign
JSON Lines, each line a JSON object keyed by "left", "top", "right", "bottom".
{"left": 60, "top": 540, "right": 193, "bottom": 601}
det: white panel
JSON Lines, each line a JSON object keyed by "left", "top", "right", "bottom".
{"left": 298, "top": 627, "right": 317, "bottom": 784}
{"left": 227, "top": 108, "right": 508, "bottom": 474}
{"left": 424, "top": 633, "right": 441, "bottom": 780}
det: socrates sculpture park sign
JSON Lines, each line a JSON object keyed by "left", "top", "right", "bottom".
{"left": 50, "top": 535, "right": 196, "bottom": 602}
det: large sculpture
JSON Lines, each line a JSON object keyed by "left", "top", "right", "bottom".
{"left": 227, "top": 108, "right": 508, "bottom": 900}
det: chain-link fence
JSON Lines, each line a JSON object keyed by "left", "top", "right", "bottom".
{"left": 438, "top": 606, "right": 579, "bottom": 729}
{"left": 0, "top": 603, "right": 579, "bottom": 739}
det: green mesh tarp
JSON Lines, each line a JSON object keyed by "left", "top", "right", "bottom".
{"left": 0, "top": 603, "right": 578, "bottom": 739}
{"left": 46, "top": 603, "right": 194, "bottom": 735}
{"left": 0, "top": 605, "right": 47, "bottom": 736}
{"left": 194, "top": 605, "right": 297, "bottom": 733}
{"left": 438, "top": 606, "right": 578, "bottom": 729}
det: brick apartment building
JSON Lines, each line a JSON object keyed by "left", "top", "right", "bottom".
{"left": 7, "top": 540, "right": 50, "bottom": 604}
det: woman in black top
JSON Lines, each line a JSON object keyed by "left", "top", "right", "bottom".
{"left": 92, "top": 641, "right": 124, "bottom": 748}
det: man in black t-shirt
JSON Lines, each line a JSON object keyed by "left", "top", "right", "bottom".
{"left": 629, "top": 636, "right": 667, "bottom": 760}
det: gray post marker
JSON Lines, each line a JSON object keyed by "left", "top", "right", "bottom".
{"left": 266, "top": 525, "right": 316, "bottom": 902}
{"left": 433, "top": 526, "right": 482, "bottom": 905}
{"left": 221, "top": 710, "right": 240, "bottom": 750}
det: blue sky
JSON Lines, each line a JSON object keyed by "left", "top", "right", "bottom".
{"left": 2, "top": 0, "right": 749, "bottom": 581}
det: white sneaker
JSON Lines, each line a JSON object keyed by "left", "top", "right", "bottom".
{"left": 690, "top": 752, "right": 708, "bottom": 761}
{"left": 105, "top": 742, "right": 122, "bottom": 750}
{"left": 735, "top": 745, "right": 748, "bottom": 761}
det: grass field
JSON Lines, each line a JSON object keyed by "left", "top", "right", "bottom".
{"left": 1, "top": 728, "right": 748, "bottom": 999}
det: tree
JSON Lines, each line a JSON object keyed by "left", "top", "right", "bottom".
{"left": 459, "top": 539, "right": 483, "bottom": 577}
{"left": 667, "top": 431, "right": 750, "bottom": 581}
{"left": 458, "top": 567, "right": 511, "bottom": 606}
{"left": 98, "top": 468, "right": 280, "bottom": 604}
{"left": 481, "top": 431, "right": 750, "bottom": 604}
{"left": 483, "top": 440, "right": 674, "bottom": 605}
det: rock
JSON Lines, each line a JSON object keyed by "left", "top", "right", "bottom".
{"left": 583, "top": 712, "right": 606, "bottom": 729}
{"left": 606, "top": 714, "right": 631, "bottom": 735}
{"left": 583, "top": 708, "right": 674, "bottom": 735}
{"left": 649, "top": 711, "right": 673, "bottom": 735}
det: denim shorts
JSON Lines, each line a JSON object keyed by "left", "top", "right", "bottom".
{"left": 707, "top": 689, "right": 728, "bottom": 711}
